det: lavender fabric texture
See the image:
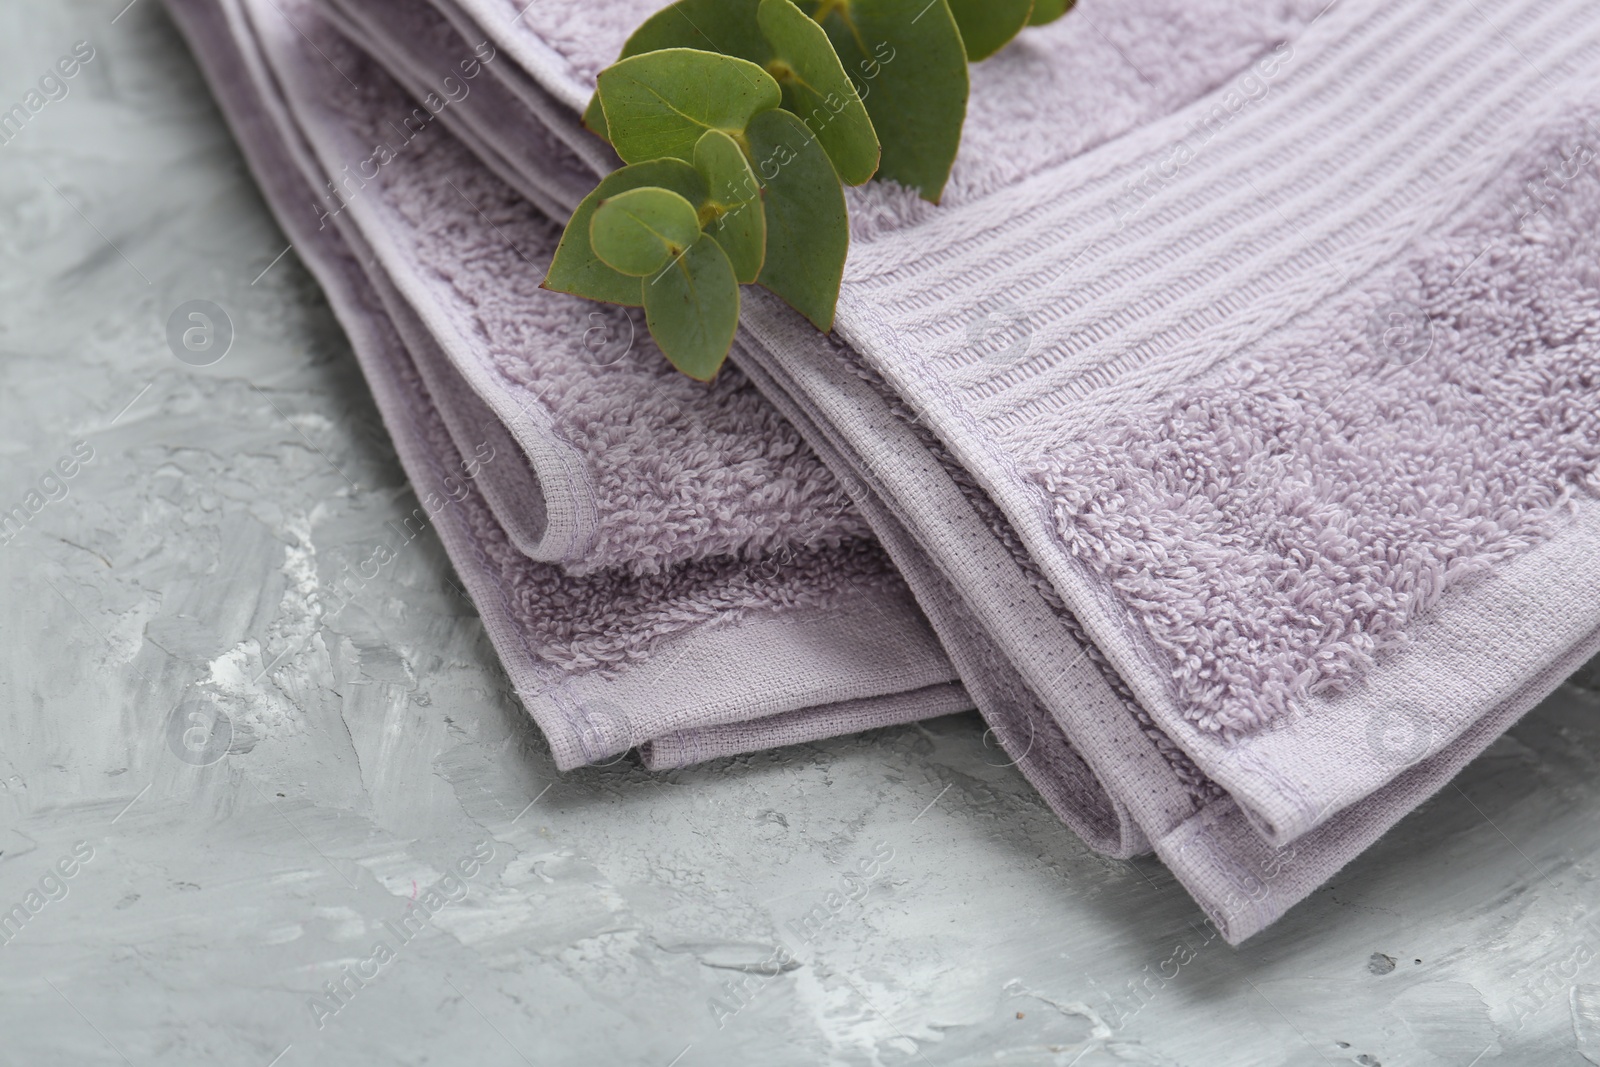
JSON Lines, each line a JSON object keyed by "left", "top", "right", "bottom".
{"left": 183, "top": 0, "right": 1600, "bottom": 943}
{"left": 162, "top": 0, "right": 973, "bottom": 777}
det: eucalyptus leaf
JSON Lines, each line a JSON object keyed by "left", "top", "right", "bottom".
{"left": 582, "top": 0, "right": 769, "bottom": 141}
{"left": 802, "top": 0, "right": 968, "bottom": 202}
{"left": 585, "top": 0, "right": 880, "bottom": 187}
{"left": 611, "top": 0, "right": 770, "bottom": 66}
{"left": 591, "top": 187, "right": 704, "bottom": 277}
{"left": 643, "top": 235, "right": 741, "bottom": 380}
{"left": 544, "top": 159, "right": 708, "bottom": 306}
{"left": 596, "top": 47, "right": 780, "bottom": 165}
{"left": 746, "top": 107, "right": 847, "bottom": 331}
{"left": 946, "top": 0, "right": 1034, "bottom": 60}
{"left": 756, "top": 0, "right": 879, "bottom": 185}
{"left": 693, "top": 129, "right": 766, "bottom": 283}
{"left": 1028, "top": 0, "right": 1074, "bottom": 25}
{"left": 582, "top": 95, "right": 608, "bottom": 142}
{"left": 569, "top": 0, "right": 1063, "bottom": 378}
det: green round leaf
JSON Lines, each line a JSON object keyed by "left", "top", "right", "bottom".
{"left": 746, "top": 107, "right": 848, "bottom": 331}
{"left": 582, "top": 0, "right": 769, "bottom": 142}
{"left": 694, "top": 129, "right": 766, "bottom": 283}
{"left": 591, "top": 187, "right": 704, "bottom": 277}
{"left": 544, "top": 159, "right": 709, "bottom": 306}
{"left": 757, "top": 0, "right": 880, "bottom": 185}
{"left": 587, "top": 0, "right": 882, "bottom": 187}
{"left": 582, "top": 94, "right": 609, "bottom": 141}
{"left": 597, "top": 48, "right": 781, "bottom": 165}
{"left": 643, "top": 235, "right": 741, "bottom": 381}
{"left": 1028, "top": 0, "right": 1074, "bottom": 25}
{"left": 615, "top": 0, "right": 770, "bottom": 65}
{"left": 804, "top": 0, "right": 968, "bottom": 202}
{"left": 947, "top": 0, "right": 1034, "bottom": 60}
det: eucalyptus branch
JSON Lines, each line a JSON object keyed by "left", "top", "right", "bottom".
{"left": 541, "top": 0, "right": 1075, "bottom": 379}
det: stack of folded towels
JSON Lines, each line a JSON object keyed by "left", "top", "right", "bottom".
{"left": 165, "top": 0, "right": 1600, "bottom": 941}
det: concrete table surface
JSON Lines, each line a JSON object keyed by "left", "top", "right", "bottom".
{"left": 2, "top": 2, "right": 1599, "bottom": 1064}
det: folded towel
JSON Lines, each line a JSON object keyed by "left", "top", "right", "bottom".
{"left": 306, "top": 0, "right": 1600, "bottom": 941}
{"left": 163, "top": 0, "right": 974, "bottom": 776}
{"left": 734, "top": 0, "right": 1600, "bottom": 942}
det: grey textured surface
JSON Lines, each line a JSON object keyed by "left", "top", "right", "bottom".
{"left": 2, "top": 2, "right": 1600, "bottom": 1064}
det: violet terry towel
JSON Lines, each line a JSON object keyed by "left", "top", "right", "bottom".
{"left": 306, "top": 0, "right": 1600, "bottom": 942}
{"left": 161, "top": 0, "right": 975, "bottom": 777}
